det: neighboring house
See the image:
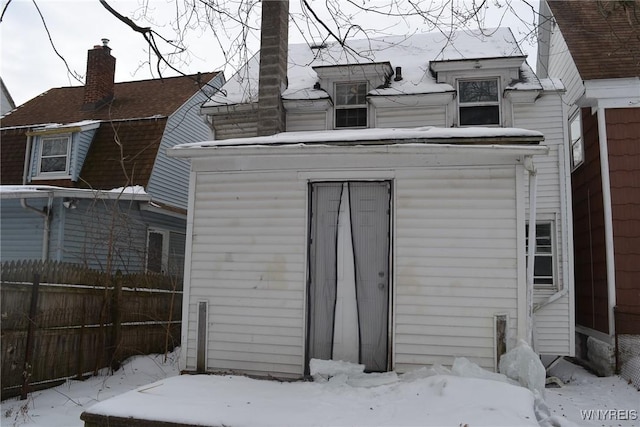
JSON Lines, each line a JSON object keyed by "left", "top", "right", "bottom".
{"left": 1, "top": 77, "right": 16, "bottom": 115}
{"left": 170, "top": 1, "right": 574, "bottom": 377}
{"left": 0, "top": 40, "right": 224, "bottom": 276}
{"left": 538, "top": 0, "right": 640, "bottom": 381}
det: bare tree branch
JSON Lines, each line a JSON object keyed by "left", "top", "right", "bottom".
{"left": 31, "top": 0, "right": 83, "bottom": 85}
{"left": 0, "top": 0, "right": 13, "bottom": 22}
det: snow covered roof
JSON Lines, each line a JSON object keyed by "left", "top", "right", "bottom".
{"left": 0, "top": 185, "right": 150, "bottom": 201}
{"left": 173, "top": 126, "right": 542, "bottom": 150}
{"left": 169, "top": 127, "right": 548, "bottom": 161}
{"left": 205, "top": 28, "right": 541, "bottom": 108}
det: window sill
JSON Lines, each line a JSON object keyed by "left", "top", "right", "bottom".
{"left": 31, "top": 174, "right": 73, "bottom": 181}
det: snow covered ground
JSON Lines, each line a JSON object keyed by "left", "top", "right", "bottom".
{"left": 545, "top": 358, "right": 639, "bottom": 426}
{"left": 1, "top": 349, "right": 637, "bottom": 427}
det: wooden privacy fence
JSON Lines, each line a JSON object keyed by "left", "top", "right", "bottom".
{"left": 1, "top": 260, "right": 182, "bottom": 400}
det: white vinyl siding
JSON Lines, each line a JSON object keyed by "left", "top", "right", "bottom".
{"left": 184, "top": 171, "right": 307, "bottom": 376}
{"left": 376, "top": 106, "right": 446, "bottom": 128}
{"left": 285, "top": 104, "right": 448, "bottom": 130}
{"left": 394, "top": 166, "right": 519, "bottom": 371}
{"left": 513, "top": 93, "right": 573, "bottom": 356}
{"left": 286, "top": 111, "right": 328, "bottom": 132}
{"left": 547, "top": 25, "right": 584, "bottom": 114}
{"left": 285, "top": 105, "right": 448, "bottom": 130}
{"left": 210, "top": 109, "right": 259, "bottom": 140}
{"left": 177, "top": 144, "right": 547, "bottom": 377}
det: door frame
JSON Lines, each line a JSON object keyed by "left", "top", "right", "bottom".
{"left": 304, "top": 179, "right": 394, "bottom": 374}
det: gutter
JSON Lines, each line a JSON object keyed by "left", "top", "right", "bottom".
{"left": 524, "top": 156, "right": 538, "bottom": 348}
{"left": 19, "top": 134, "right": 52, "bottom": 261}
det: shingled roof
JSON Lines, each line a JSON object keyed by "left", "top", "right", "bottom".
{"left": 1, "top": 72, "right": 218, "bottom": 127}
{"left": 548, "top": 0, "right": 640, "bottom": 80}
{"left": 0, "top": 72, "right": 218, "bottom": 189}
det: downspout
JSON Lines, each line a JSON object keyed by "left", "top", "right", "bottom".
{"left": 20, "top": 134, "right": 52, "bottom": 261}
{"left": 596, "top": 106, "right": 616, "bottom": 338}
{"left": 525, "top": 156, "right": 538, "bottom": 348}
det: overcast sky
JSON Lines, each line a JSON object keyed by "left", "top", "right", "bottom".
{"left": 1, "top": 0, "right": 540, "bottom": 107}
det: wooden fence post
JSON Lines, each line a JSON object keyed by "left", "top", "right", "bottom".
{"left": 21, "top": 273, "right": 40, "bottom": 400}
{"left": 109, "top": 271, "right": 123, "bottom": 371}
{"left": 76, "top": 299, "right": 86, "bottom": 380}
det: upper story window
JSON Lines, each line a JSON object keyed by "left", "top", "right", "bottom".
{"left": 38, "top": 135, "right": 71, "bottom": 175}
{"left": 458, "top": 78, "right": 500, "bottom": 126}
{"left": 569, "top": 111, "right": 584, "bottom": 170}
{"left": 335, "top": 82, "right": 368, "bottom": 128}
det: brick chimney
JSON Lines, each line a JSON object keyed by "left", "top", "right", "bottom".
{"left": 83, "top": 39, "right": 116, "bottom": 110}
{"left": 257, "top": 0, "right": 289, "bottom": 136}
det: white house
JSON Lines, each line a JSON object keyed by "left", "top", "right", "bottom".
{"left": 170, "top": 1, "right": 574, "bottom": 377}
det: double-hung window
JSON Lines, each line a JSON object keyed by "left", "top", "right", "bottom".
{"left": 569, "top": 111, "right": 584, "bottom": 170}
{"left": 38, "top": 135, "right": 71, "bottom": 175}
{"left": 458, "top": 79, "right": 500, "bottom": 126}
{"left": 525, "top": 222, "right": 555, "bottom": 288}
{"left": 335, "top": 82, "right": 368, "bottom": 128}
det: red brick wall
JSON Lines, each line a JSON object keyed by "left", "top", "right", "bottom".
{"left": 83, "top": 45, "right": 116, "bottom": 108}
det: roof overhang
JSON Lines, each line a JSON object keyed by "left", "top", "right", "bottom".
{"left": 578, "top": 77, "right": 640, "bottom": 109}
{"left": 140, "top": 201, "right": 187, "bottom": 219}
{"left": 200, "top": 101, "right": 258, "bottom": 116}
{"left": 429, "top": 56, "right": 526, "bottom": 74}
{"left": 169, "top": 127, "right": 545, "bottom": 159}
{"left": 0, "top": 185, "right": 151, "bottom": 202}
{"left": 25, "top": 120, "right": 102, "bottom": 136}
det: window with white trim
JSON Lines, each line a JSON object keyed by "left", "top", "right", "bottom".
{"left": 458, "top": 78, "right": 500, "bottom": 126}
{"left": 38, "top": 135, "right": 71, "bottom": 175}
{"left": 569, "top": 111, "right": 584, "bottom": 170}
{"left": 525, "top": 222, "right": 555, "bottom": 288}
{"left": 335, "top": 82, "right": 368, "bottom": 128}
